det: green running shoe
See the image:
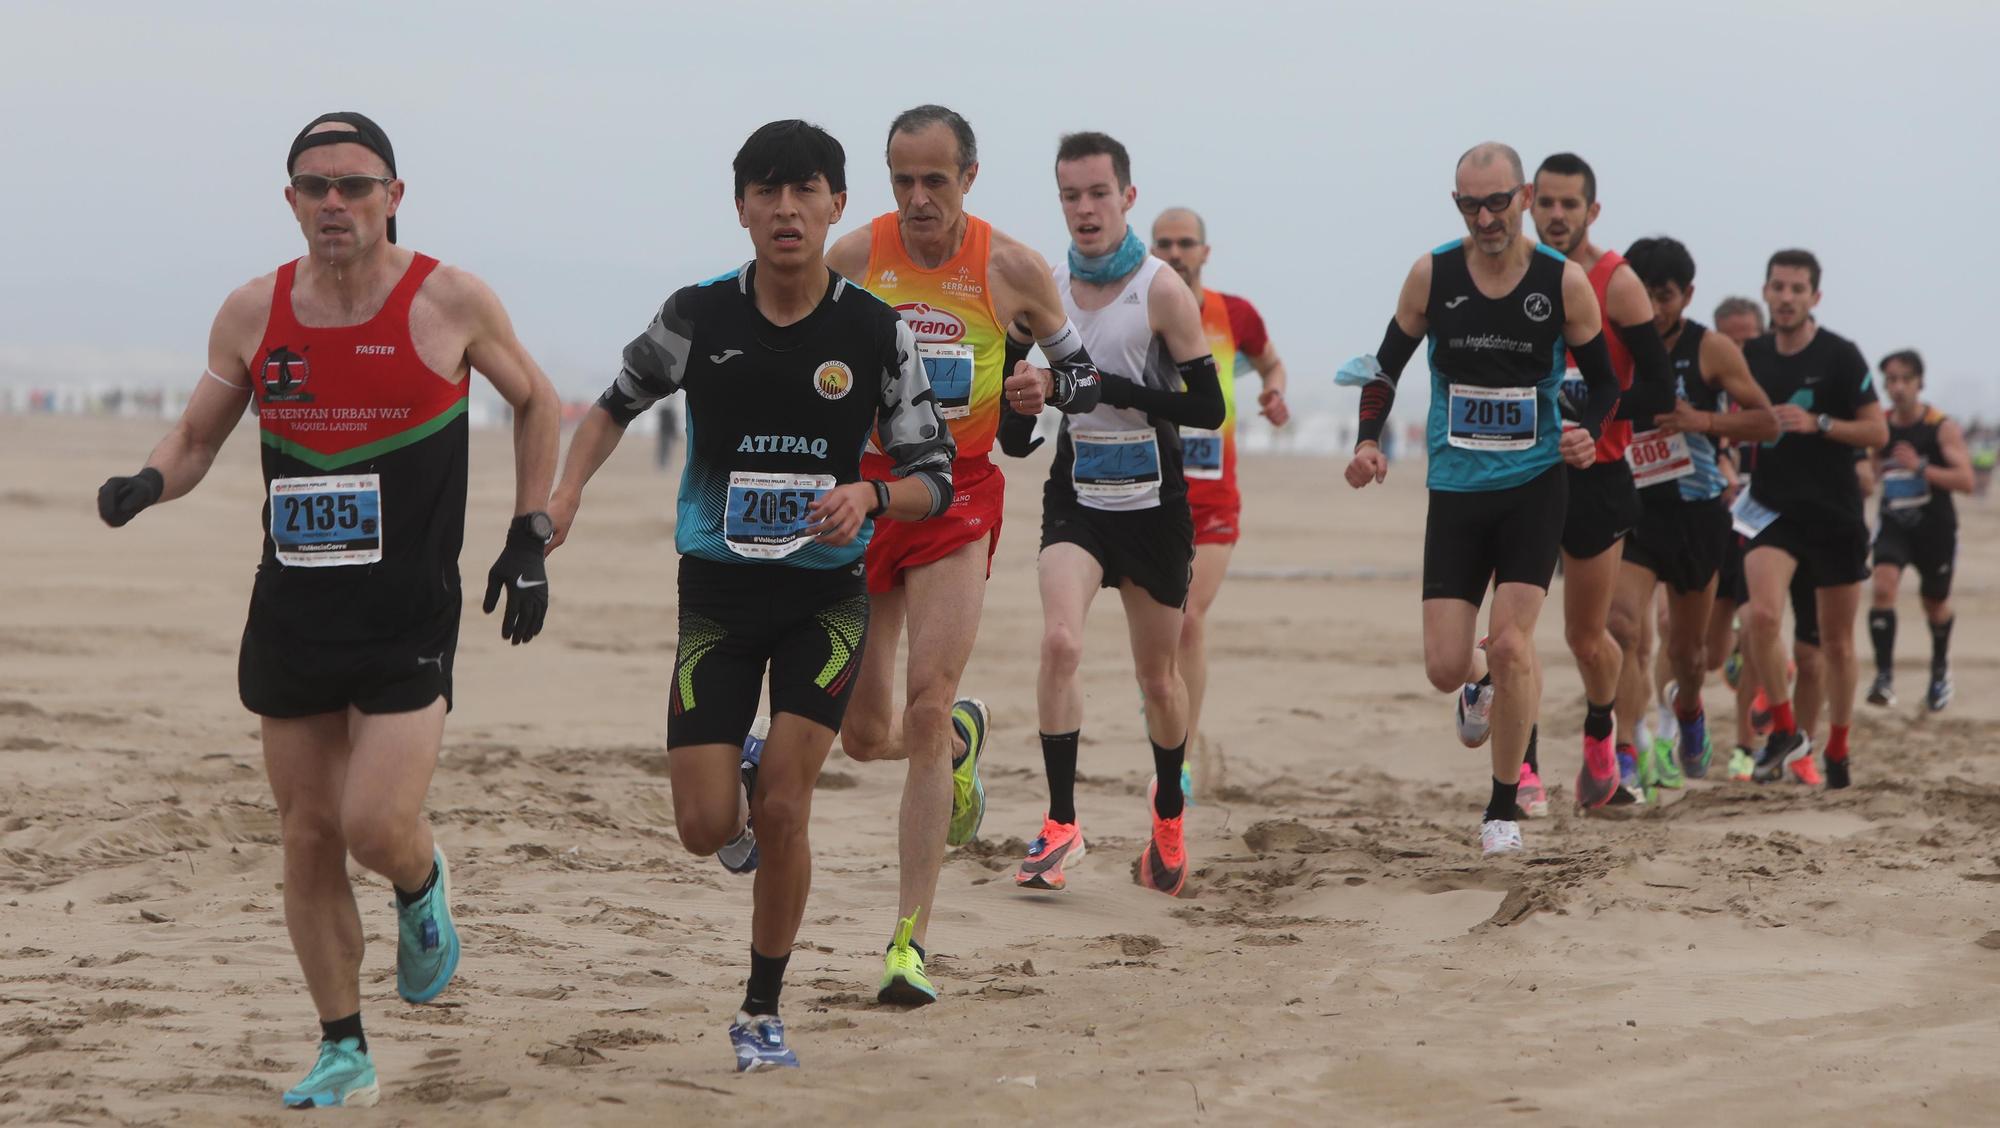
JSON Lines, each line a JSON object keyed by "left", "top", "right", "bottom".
{"left": 395, "top": 846, "right": 460, "bottom": 1004}
{"left": 946, "top": 698, "right": 989, "bottom": 847}
{"left": 283, "top": 1037, "right": 379, "bottom": 1109}
{"left": 876, "top": 909, "right": 937, "bottom": 1006}
{"left": 1644, "top": 733, "right": 1685, "bottom": 790}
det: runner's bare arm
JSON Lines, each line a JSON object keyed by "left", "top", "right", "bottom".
{"left": 1932, "top": 418, "right": 1977, "bottom": 493}
{"left": 1346, "top": 254, "right": 1431, "bottom": 480}
{"left": 139, "top": 282, "right": 265, "bottom": 502}
{"left": 824, "top": 227, "right": 871, "bottom": 282}
{"left": 1244, "top": 342, "right": 1290, "bottom": 425}
{"left": 449, "top": 268, "right": 561, "bottom": 518}
{"left": 548, "top": 291, "right": 693, "bottom": 551}
{"left": 1659, "top": 329, "right": 1777, "bottom": 442}
{"left": 1560, "top": 260, "right": 1618, "bottom": 442}
{"left": 990, "top": 235, "right": 1102, "bottom": 414}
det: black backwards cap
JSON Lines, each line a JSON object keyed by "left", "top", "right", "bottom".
{"left": 287, "top": 112, "right": 399, "bottom": 243}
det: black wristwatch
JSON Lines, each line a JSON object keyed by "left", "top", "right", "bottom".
{"left": 866, "top": 480, "right": 891, "bottom": 519}
{"left": 513, "top": 511, "right": 556, "bottom": 543}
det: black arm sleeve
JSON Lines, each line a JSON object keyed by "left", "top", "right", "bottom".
{"left": 1096, "top": 355, "right": 1224, "bottom": 429}
{"left": 1570, "top": 332, "right": 1621, "bottom": 441}
{"left": 1035, "top": 321, "right": 1104, "bottom": 414}
{"left": 1356, "top": 318, "right": 1422, "bottom": 446}
{"left": 997, "top": 335, "right": 1043, "bottom": 457}
{"left": 1613, "top": 320, "right": 1675, "bottom": 421}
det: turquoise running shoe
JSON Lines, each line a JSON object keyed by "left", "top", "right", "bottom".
{"left": 395, "top": 846, "right": 459, "bottom": 1004}
{"left": 283, "top": 1037, "right": 379, "bottom": 1109}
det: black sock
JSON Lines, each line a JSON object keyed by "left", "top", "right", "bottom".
{"left": 1150, "top": 737, "right": 1186, "bottom": 820}
{"left": 1931, "top": 616, "right": 1954, "bottom": 675}
{"left": 394, "top": 860, "right": 439, "bottom": 907}
{"left": 742, "top": 947, "right": 789, "bottom": 1017}
{"left": 1524, "top": 724, "right": 1540, "bottom": 774}
{"left": 1868, "top": 608, "right": 1896, "bottom": 676}
{"left": 1584, "top": 701, "right": 1614, "bottom": 742}
{"left": 1484, "top": 777, "right": 1519, "bottom": 823}
{"left": 1477, "top": 672, "right": 1492, "bottom": 688}
{"left": 1042, "top": 731, "right": 1081, "bottom": 825}
{"left": 320, "top": 1012, "right": 365, "bottom": 1054}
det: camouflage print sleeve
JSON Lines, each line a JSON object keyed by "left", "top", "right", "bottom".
{"left": 877, "top": 318, "right": 956, "bottom": 517}
{"left": 598, "top": 288, "right": 695, "bottom": 426}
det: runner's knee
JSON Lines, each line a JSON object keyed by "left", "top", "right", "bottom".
{"left": 839, "top": 711, "right": 896, "bottom": 762}
{"left": 1040, "top": 624, "right": 1083, "bottom": 680}
{"left": 749, "top": 787, "right": 810, "bottom": 848}
{"left": 1485, "top": 630, "right": 1533, "bottom": 681}
{"left": 1744, "top": 600, "right": 1784, "bottom": 640}
{"left": 339, "top": 808, "right": 417, "bottom": 875}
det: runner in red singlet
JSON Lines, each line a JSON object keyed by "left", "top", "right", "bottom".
{"left": 96, "top": 113, "right": 560, "bottom": 1110}
{"left": 1149, "top": 206, "right": 1290, "bottom": 794}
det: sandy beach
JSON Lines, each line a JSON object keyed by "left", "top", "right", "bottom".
{"left": 4, "top": 412, "right": 1999, "bottom": 1126}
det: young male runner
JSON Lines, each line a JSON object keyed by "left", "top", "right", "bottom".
{"left": 823, "top": 104, "right": 1102, "bottom": 1004}
{"left": 97, "top": 112, "right": 561, "bottom": 1108}
{"left": 1342, "top": 142, "right": 1617, "bottom": 856}
{"left": 1738, "top": 250, "right": 1888, "bottom": 790}
{"left": 1000, "top": 131, "right": 1223, "bottom": 897}
{"left": 1866, "top": 349, "right": 1972, "bottom": 712}
{"left": 548, "top": 121, "right": 955, "bottom": 1069}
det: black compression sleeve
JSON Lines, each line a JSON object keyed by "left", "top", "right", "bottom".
{"left": 1096, "top": 356, "right": 1224, "bottom": 429}
{"left": 1613, "top": 320, "right": 1675, "bottom": 421}
{"left": 1570, "top": 332, "right": 1620, "bottom": 440}
{"left": 998, "top": 402, "right": 1041, "bottom": 457}
{"left": 1376, "top": 318, "right": 1421, "bottom": 382}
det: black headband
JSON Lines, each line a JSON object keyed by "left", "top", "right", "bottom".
{"left": 287, "top": 112, "right": 399, "bottom": 243}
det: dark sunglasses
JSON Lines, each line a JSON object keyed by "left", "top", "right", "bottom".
{"left": 1154, "top": 236, "right": 1202, "bottom": 251}
{"left": 290, "top": 173, "right": 395, "bottom": 200}
{"left": 1452, "top": 185, "right": 1524, "bottom": 216}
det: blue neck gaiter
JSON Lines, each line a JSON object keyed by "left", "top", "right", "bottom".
{"left": 1068, "top": 226, "right": 1147, "bottom": 285}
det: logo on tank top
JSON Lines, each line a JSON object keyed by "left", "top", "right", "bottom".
{"left": 1524, "top": 293, "right": 1553, "bottom": 322}
{"left": 894, "top": 302, "right": 966, "bottom": 343}
{"left": 260, "top": 346, "right": 315, "bottom": 403}
{"left": 354, "top": 344, "right": 396, "bottom": 356}
{"left": 879, "top": 270, "right": 900, "bottom": 287}
{"left": 942, "top": 266, "right": 983, "bottom": 298}
{"left": 814, "top": 360, "right": 854, "bottom": 401}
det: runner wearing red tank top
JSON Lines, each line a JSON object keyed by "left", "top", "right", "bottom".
{"left": 1501, "top": 152, "right": 1674, "bottom": 811}
{"left": 1149, "top": 206, "right": 1291, "bottom": 795}
{"left": 95, "top": 113, "right": 560, "bottom": 1110}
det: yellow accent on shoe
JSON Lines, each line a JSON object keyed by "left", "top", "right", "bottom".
{"left": 876, "top": 909, "right": 937, "bottom": 1006}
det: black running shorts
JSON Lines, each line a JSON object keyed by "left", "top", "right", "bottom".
{"left": 1423, "top": 463, "right": 1568, "bottom": 606}
{"left": 1561, "top": 459, "right": 1640, "bottom": 560}
{"left": 238, "top": 603, "right": 459, "bottom": 718}
{"left": 1625, "top": 494, "right": 1732, "bottom": 596}
{"left": 668, "top": 556, "right": 869, "bottom": 749}
{"left": 1039, "top": 491, "right": 1194, "bottom": 610}
{"left": 1873, "top": 515, "right": 1958, "bottom": 601}
{"left": 1748, "top": 512, "right": 1870, "bottom": 588}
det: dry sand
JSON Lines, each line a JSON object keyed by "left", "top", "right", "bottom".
{"left": 4, "top": 414, "right": 2000, "bottom": 1126}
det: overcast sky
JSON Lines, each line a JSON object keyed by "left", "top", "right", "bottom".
{"left": 5, "top": 0, "right": 1996, "bottom": 419}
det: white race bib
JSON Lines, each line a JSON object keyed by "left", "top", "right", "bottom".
{"left": 1180, "top": 426, "right": 1223, "bottom": 479}
{"left": 723, "top": 471, "right": 835, "bottom": 560}
{"left": 1071, "top": 428, "right": 1161, "bottom": 501}
{"left": 1447, "top": 384, "right": 1537, "bottom": 451}
{"left": 1626, "top": 428, "right": 1694, "bottom": 489}
{"left": 270, "top": 474, "right": 382, "bottom": 567}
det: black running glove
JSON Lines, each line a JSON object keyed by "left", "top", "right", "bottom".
{"left": 482, "top": 515, "right": 550, "bottom": 645}
{"left": 97, "top": 467, "right": 164, "bottom": 527}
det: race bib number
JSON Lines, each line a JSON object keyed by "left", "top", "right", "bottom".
{"left": 1731, "top": 488, "right": 1780, "bottom": 538}
{"left": 724, "top": 472, "right": 834, "bottom": 560}
{"left": 1881, "top": 466, "right": 1931, "bottom": 512}
{"left": 1180, "top": 426, "right": 1223, "bottom": 479}
{"left": 1071, "top": 428, "right": 1161, "bottom": 500}
{"left": 919, "top": 342, "right": 975, "bottom": 420}
{"left": 1447, "top": 384, "right": 1536, "bottom": 451}
{"left": 1626, "top": 428, "right": 1693, "bottom": 489}
{"left": 270, "top": 474, "right": 382, "bottom": 567}
{"left": 1560, "top": 370, "right": 1587, "bottom": 421}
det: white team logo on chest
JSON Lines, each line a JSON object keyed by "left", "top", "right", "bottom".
{"left": 1524, "top": 293, "right": 1553, "bottom": 322}
{"left": 814, "top": 360, "right": 854, "bottom": 400}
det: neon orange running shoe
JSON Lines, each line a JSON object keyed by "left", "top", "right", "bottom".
{"left": 1014, "top": 817, "right": 1086, "bottom": 891}
{"left": 1136, "top": 810, "right": 1187, "bottom": 897}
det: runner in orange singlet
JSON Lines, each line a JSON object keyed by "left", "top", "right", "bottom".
{"left": 1149, "top": 207, "right": 1290, "bottom": 793}
{"left": 824, "top": 105, "right": 1103, "bottom": 1005}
